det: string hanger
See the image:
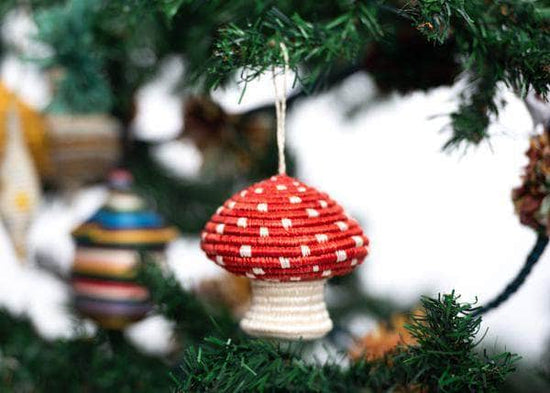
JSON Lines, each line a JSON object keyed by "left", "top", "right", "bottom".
{"left": 273, "top": 42, "right": 289, "bottom": 175}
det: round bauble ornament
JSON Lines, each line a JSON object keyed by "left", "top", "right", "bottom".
{"left": 201, "top": 174, "right": 369, "bottom": 340}
{"left": 71, "top": 169, "right": 178, "bottom": 329}
{"left": 0, "top": 83, "right": 52, "bottom": 177}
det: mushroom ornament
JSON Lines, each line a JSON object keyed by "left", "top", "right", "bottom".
{"left": 71, "top": 169, "right": 178, "bottom": 329}
{"left": 202, "top": 43, "right": 370, "bottom": 339}
{"left": 201, "top": 174, "right": 370, "bottom": 339}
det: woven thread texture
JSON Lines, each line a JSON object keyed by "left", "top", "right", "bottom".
{"left": 0, "top": 108, "right": 41, "bottom": 259}
{"left": 240, "top": 279, "right": 332, "bottom": 340}
{"left": 201, "top": 174, "right": 369, "bottom": 281}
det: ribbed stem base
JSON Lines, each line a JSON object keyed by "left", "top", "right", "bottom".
{"left": 240, "top": 279, "right": 332, "bottom": 340}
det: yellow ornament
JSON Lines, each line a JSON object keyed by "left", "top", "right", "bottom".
{"left": 0, "top": 83, "right": 52, "bottom": 177}
{"left": 0, "top": 105, "right": 42, "bottom": 260}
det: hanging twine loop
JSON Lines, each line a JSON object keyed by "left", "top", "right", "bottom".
{"left": 273, "top": 42, "right": 289, "bottom": 175}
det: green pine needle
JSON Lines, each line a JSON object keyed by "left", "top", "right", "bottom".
{"left": 173, "top": 291, "right": 518, "bottom": 393}
{"left": 136, "top": 253, "right": 239, "bottom": 342}
{"left": 204, "top": 0, "right": 549, "bottom": 148}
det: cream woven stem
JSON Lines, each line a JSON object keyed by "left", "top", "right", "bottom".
{"left": 240, "top": 279, "right": 333, "bottom": 340}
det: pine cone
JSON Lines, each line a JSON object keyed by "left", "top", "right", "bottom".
{"left": 512, "top": 132, "right": 550, "bottom": 233}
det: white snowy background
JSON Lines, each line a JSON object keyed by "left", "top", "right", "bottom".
{"left": 0, "top": 11, "right": 547, "bottom": 364}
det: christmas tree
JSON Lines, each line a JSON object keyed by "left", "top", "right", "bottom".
{"left": 0, "top": 1, "right": 548, "bottom": 392}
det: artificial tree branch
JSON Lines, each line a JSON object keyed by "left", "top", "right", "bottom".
{"left": 172, "top": 292, "right": 518, "bottom": 393}
{"left": 205, "top": 2, "right": 549, "bottom": 148}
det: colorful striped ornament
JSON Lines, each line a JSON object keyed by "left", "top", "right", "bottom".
{"left": 201, "top": 174, "right": 370, "bottom": 340}
{"left": 71, "top": 169, "right": 178, "bottom": 329}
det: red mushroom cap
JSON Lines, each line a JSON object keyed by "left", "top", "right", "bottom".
{"left": 201, "top": 175, "right": 369, "bottom": 281}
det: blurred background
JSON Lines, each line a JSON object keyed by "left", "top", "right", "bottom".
{"left": 0, "top": 1, "right": 548, "bottom": 392}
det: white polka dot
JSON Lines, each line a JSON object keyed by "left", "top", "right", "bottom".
{"left": 319, "top": 200, "right": 328, "bottom": 208}
{"left": 290, "top": 277, "right": 301, "bottom": 281}
{"left": 228, "top": 201, "right": 236, "bottom": 209}
{"left": 276, "top": 185, "right": 287, "bottom": 191}
{"left": 246, "top": 272, "right": 255, "bottom": 278}
{"left": 201, "top": 232, "right": 207, "bottom": 240}
{"left": 216, "top": 224, "right": 225, "bottom": 234}
{"left": 335, "top": 221, "right": 348, "bottom": 231}
{"left": 260, "top": 227, "right": 269, "bottom": 237}
{"left": 315, "top": 234, "right": 328, "bottom": 243}
{"left": 298, "top": 187, "right": 306, "bottom": 192}
{"left": 279, "top": 257, "right": 290, "bottom": 268}
{"left": 351, "top": 259, "right": 358, "bottom": 266}
{"left": 240, "top": 190, "right": 248, "bottom": 197}
{"left": 312, "top": 265, "right": 319, "bottom": 272}
{"left": 336, "top": 250, "right": 347, "bottom": 262}
{"left": 240, "top": 245, "right": 252, "bottom": 257}
{"left": 216, "top": 206, "right": 223, "bottom": 214}
{"left": 257, "top": 203, "right": 268, "bottom": 212}
{"left": 322, "top": 270, "right": 332, "bottom": 277}
{"left": 252, "top": 268, "right": 265, "bottom": 275}
{"left": 293, "top": 181, "right": 300, "bottom": 186}
{"left": 281, "top": 218, "right": 292, "bottom": 229}
{"left": 289, "top": 196, "right": 302, "bottom": 204}
{"left": 301, "top": 245, "right": 311, "bottom": 257}
{"left": 306, "top": 208, "right": 319, "bottom": 218}
{"left": 270, "top": 176, "right": 278, "bottom": 181}
{"left": 216, "top": 255, "right": 224, "bottom": 265}
{"left": 352, "top": 236, "right": 364, "bottom": 247}
{"left": 237, "top": 217, "right": 247, "bottom": 228}
{"left": 254, "top": 188, "right": 263, "bottom": 194}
